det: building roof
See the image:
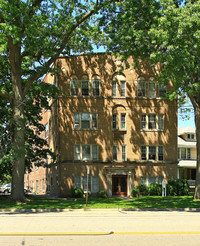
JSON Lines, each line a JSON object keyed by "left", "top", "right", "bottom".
{"left": 178, "top": 136, "right": 196, "bottom": 147}
{"left": 178, "top": 160, "right": 197, "bottom": 168}
{"left": 178, "top": 126, "right": 195, "bottom": 136}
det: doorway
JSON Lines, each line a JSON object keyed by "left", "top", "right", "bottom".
{"left": 112, "top": 175, "right": 127, "bottom": 196}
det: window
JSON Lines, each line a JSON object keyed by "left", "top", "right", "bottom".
{"left": 70, "top": 80, "right": 79, "bottom": 96}
{"left": 92, "top": 80, "right": 100, "bottom": 96}
{"left": 74, "top": 113, "right": 80, "bottom": 129}
{"left": 121, "top": 114, "right": 126, "bottom": 129}
{"left": 159, "top": 83, "right": 167, "bottom": 97}
{"left": 158, "top": 115, "right": 164, "bottom": 130}
{"left": 112, "top": 145, "right": 118, "bottom": 161}
{"left": 141, "top": 177, "right": 163, "bottom": 187}
{"left": 45, "top": 123, "right": 48, "bottom": 139}
{"left": 74, "top": 145, "right": 98, "bottom": 161}
{"left": 112, "top": 114, "right": 117, "bottom": 129}
{"left": 120, "top": 81, "right": 126, "bottom": 97}
{"left": 141, "top": 146, "right": 164, "bottom": 161}
{"left": 81, "top": 80, "right": 89, "bottom": 96}
{"left": 81, "top": 113, "right": 90, "bottom": 129}
{"left": 112, "top": 81, "right": 117, "bottom": 97}
{"left": 178, "top": 148, "right": 191, "bottom": 160}
{"left": 148, "top": 82, "right": 156, "bottom": 97}
{"left": 74, "top": 113, "right": 98, "bottom": 130}
{"left": 148, "top": 114, "right": 156, "bottom": 129}
{"left": 149, "top": 146, "right": 156, "bottom": 160}
{"left": 137, "top": 82, "right": 146, "bottom": 97}
{"left": 187, "top": 134, "right": 195, "bottom": 140}
{"left": 121, "top": 145, "right": 127, "bottom": 161}
{"left": 75, "top": 176, "right": 99, "bottom": 193}
{"left": 141, "top": 146, "right": 147, "bottom": 160}
{"left": 140, "top": 114, "right": 164, "bottom": 130}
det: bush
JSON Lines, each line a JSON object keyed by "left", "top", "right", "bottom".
{"left": 131, "top": 184, "right": 148, "bottom": 197}
{"left": 167, "top": 179, "right": 190, "bottom": 196}
{"left": 148, "top": 183, "right": 162, "bottom": 196}
{"left": 71, "top": 187, "right": 84, "bottom": 198}
{"left": 97, "top": 190, "right": 107, "bottom": 198}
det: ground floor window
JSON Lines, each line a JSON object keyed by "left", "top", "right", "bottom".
{"left": 141, "top": 176, "right": 164, "bottom": 187}
{"left": 74, "top": 176, "right": 99, "bottom": 193}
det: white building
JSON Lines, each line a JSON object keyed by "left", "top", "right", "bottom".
{"left": 177, "top": 126, "right": 196, "bottom": 191}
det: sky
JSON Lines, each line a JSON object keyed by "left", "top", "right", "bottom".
{"left": 178, "top": 112, "right": 195, "bottom": 128}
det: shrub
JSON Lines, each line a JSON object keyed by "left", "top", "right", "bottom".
{"left": 131, "top": 184, "right": 148, "bottom": 197}
{"left": 71, "top": 187, "right": 84, "bottom": 198}
{"left": 148, "top": 183, "right": 162, "bottom": 196}
{"left": 97, "top": 190, "right": 107, "bottom": 198}
{"left": 167, "top": 179, "right": 190, "bottom": 196}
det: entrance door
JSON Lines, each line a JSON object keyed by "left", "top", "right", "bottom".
{"left": 112, "top": 175, "right": 127, "bottom": 195}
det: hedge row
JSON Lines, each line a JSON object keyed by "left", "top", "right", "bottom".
{"left": 131, "top": 179, "right": 190, "bottom": 197}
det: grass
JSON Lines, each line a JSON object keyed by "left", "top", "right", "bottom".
{"left": 0, "top": 195, "right": 200, "bottom": 210}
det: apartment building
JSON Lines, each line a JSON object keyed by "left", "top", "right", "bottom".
{"left": 177, "top": 126, "right": 197, "bottom": 191}
{"left": 25, "top": 53, "right": 178, "bottom": 197}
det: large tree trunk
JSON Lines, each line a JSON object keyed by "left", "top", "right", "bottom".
{"left": 194, "top": 106, "right": 200, "bottom": 199}
{"left": 10, "top": 43, "right": 25, "bottom": 202}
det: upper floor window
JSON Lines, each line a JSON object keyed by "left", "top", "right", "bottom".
{"left": 121, "top": 145, "right": 127, "bottom": 161}
{"left": 112, "top": 114, "right": 117, "bottom": 129}
{"left": 74, "top": 144, "right": 98, "bottom": 161}
{"left": 137, "top": 81, "right": 146, "bottom": 97}
{"left": 178, "top": 148, "right": 191, "bottom": 160}
{"left": 45, "top": 123, "right": 48, "bottom": 139}
{"left": 112, "top": 81, "right": 117, "bottom": 97}
{"left": 141, "top": 146, "right": 164, "bottom": 161}
{"left": 148, "top": 82, "right": 156, "bottom": 97}
{"left": 70, "top": 80, "right": 79, "bottom": 96}
{"left": 159, "top": 83, "right": 167, "bottom": 97}
{"left": 74, "top": 113, "right": 98, "bottom": 130}
{"left": 81, "top": 80, "right": 89, "bottom": 96}
{"left": 92, "top": 75, "right": 100, "bottom": 96}
{"left": 112, "top": 145, "right": 118, "bottom": 161}
{"left": 120, "top": 81, "right": 126, "bottom": 97}
{"left": 187, "top": 134, "right": 195, "bottom": 140}
{"left": 121, "top": 114, "right": 126, "bottom": 129}
{"left": 141, "top": 114, "right": 164, "bottom": 130}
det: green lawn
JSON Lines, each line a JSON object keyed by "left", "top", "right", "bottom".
{"left": 0, "top": 195, "right": 200, "bottom": 210}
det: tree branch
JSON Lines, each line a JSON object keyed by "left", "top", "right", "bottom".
{"left": 23, "top": 0, "right": 113, "bottom": 97}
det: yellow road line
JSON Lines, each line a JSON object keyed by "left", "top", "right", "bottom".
{"left": 1, "top": 231, "right": 200, "bottom": 236}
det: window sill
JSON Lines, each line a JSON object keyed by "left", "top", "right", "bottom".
{"left": 140, "top": 129, "right": 164, "bottom": 132}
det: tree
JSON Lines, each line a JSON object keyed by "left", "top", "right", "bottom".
{"left": 101, "top": 0, "right": 200, "bottom": 198}
{"left": 0, "top": 0, "right": 113, "bottom": 202}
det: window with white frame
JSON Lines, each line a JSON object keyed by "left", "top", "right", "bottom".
{"left": 74, "top": 176, "right": 99, "bottom": 192}
{"left": 140, "top": 114, "right": 164, "bottom": 130}
{"left": 141, "top": 146, "right": 164, "bottom": 161}
{"left": 121, "top": 113, "right": 126, "bottom": 129}
{"left": 112, "top": 81, "right": 117, "bottom": 97}
{"left": 81, "top": 80, "right": 89, "bottom": 96}
{"left": 141, "top": 176, "right": 164, "bottom": 187}
{"left": 120, "top": 81, "right": 126, "bottom": 97}
{"left": 45, "top": 123, "right": 48, "bottom": 139}
{"left": 178, "top": 148, "right": 191, "bottom": 160}
{"left": 112, "top": 114, "right": 117, "bottom": 129}
{"left": 137, "top": 81, "right": 146, "bottom": 97}
{"left": 159, "top": 83, "right": 167, "bottom": 97}
{"left": 74, "top": 113, "right": 98, "bottom": 129}
{"left": 121, "top": 145, "right": 127, "bottom": 161}
{"left": 148, "top": 82, "right": 156, "bottom": 97}
{"left": 92, "top": 80, "right": 100, "bottom": 96}
{"left": 112, "top": 145, "right": 118, "bottom": 161}
{"left": 70, "top": 80, "right": 79, "bottom": 96}
{"left": 74, "top": 144, "right": 98, "bottom": 161}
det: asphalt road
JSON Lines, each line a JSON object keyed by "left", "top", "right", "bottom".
{"left": 0, "top": 210, "right": 200, "bottom": 246}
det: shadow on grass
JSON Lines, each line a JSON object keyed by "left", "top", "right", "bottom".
{"left": 0, "top": 195, "right": 200, "bottom": 214}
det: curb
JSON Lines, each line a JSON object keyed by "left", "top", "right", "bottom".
{"left": 0, "top": 207, "right": 200, "bottom": 213}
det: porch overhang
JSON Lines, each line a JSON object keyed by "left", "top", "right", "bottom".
{"left": 178, "top": 160, "right": 197, "bottom": 168}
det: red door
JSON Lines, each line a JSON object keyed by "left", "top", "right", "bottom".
{"left": 112, "top": 175, "right": 127, "bottom": 195}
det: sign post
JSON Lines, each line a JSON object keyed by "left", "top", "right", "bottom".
{"left": 86, "top": 166, "right": 90, "bottom": 206}
{"left": 162, "top": 180, "right": 167, "bottom": 197}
